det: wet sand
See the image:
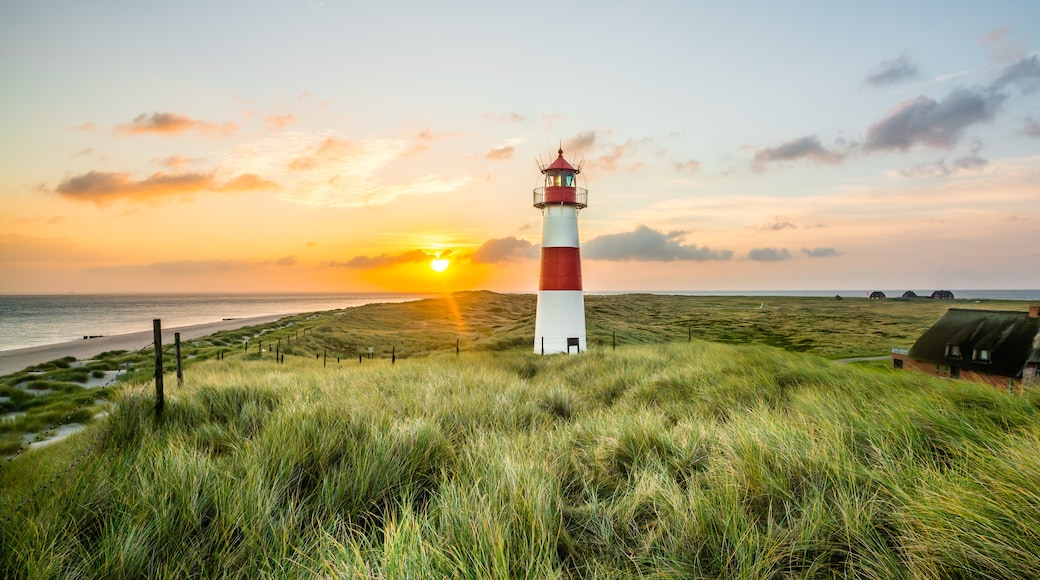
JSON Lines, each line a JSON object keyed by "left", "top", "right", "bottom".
{"left": 0, "top": 313, "right": 294, "bottom": 376}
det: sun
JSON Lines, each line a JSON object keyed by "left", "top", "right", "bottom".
{"left": 430, "top": 258, "right": 450, "bottom": 273}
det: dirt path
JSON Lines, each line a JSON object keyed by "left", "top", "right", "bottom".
{"left": 0, "top": 314, "right": 294, "bottom": 376}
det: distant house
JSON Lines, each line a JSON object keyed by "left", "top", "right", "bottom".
{"left": 891, "top": 305, "right": 1040, "bottom": 391}
{"left": 902, "top": 290, "right": 918, "bottom": 299}
{"left": 931, "top": 290, "right": 955, "bottom": 300}
{"left": 869, "top": 291, "right": 886, "bottom": 300}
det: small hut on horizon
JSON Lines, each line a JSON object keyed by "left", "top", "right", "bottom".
{"left": 931, "top": 290, "right": 955, "bottom": 300}
{"left": 869, "top": 291, "right": 886, "bottom": 300}
{"left": 902, "top": 290, "right": 918, "bottom": 299}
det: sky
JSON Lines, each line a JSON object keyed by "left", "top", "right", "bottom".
{"left": 2, "top": 0, "right": 1039, "bottom": 294}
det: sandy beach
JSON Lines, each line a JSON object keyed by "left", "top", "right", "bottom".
{"left": 0, "top": 313, "right": 294, "bottom": 376}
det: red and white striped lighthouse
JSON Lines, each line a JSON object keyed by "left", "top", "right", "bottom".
{"left": 533, "top": 148, "right": 587, "bottom": 354}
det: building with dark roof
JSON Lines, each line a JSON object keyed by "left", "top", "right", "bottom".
{"left": 869, "top": 291, "right": 886, "bottom": 300}
{"left": 902, "top": 290, "right": 918, "bottom": 299}
{"left": 891, "top": 305, "right": 1040, "bottom": 391}
{"left": 930, "top": 290, "right": 955, "bottom": 300}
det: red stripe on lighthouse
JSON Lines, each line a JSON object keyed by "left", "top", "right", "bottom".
{"left": 539, "top": 247, "right": 583, "bottom": 290}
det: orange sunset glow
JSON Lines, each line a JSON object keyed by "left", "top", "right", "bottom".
{"left": 1, "top": 3, "right": 1038, "bottom": 294}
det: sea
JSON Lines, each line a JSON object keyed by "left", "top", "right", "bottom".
{"left": 1, "top": 289, "right": 1038, "bottom": 353}
{"left": 0, "top": 293, "right": 428, "bottom": 352}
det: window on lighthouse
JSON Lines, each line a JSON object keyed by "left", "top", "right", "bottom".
{"left": 547, "top": 173, "right": 575, "bottom": 187}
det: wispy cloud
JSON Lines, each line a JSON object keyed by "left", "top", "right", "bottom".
{"left": 1022, "top": 117, "right": 1040, "bottom": 138}
{"left": 115, "top": 112, "right": 237, "bottom": 136}
{"left": 265, "top": 114, "right": 295, "bottom": 129}
{"left": 154, "top": 155, "right": 197, "bottom": 168}
{"left": 471, "top": 237, "right": 539, "bottom": 263}
{"left": 483, "top": 112, "right": 526, "bottom": 123}
{"left": 486, "top": 145, "right": 515, "bottom": 161}
{"left": 752, "top": 135, "right": 844, "bottom": 172}
{"left": 88, "top": 257, "right": 296, "bottom": 276}
{"left": 864, "top": 52, "right": 919, "bottom": 86}
{"left": 333, "top": 249, "right": 434, "bottom": 269}
{"left": 897, "top": 140, "right": 989, "bottom": 177}
{"left": 585, "top": 225, "right": 733, "bottom": 262}
{"left": 55, "top": 170, "right": 278, "bottom": 204}
{"left": 760, "top": 215, "right": 796, "bottom": 231}
{"left": 981, "top": 28, "right": 1028, "bottom": 63}
{"left": 674, "top": 159, "right": 702, "bottom": 173}
{"left": 223, "top": 131, "right": 470, "bottom": 207}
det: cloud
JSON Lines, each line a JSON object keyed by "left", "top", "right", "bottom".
{"left": 471, "top": 237, "right": 539, "bottom": 263}
{"left": 584, "top": 225, "right": 733, "bottom": 262}
{"left": 226, "top": 131, "right": 470, "bottom": 207}
{"left": 55, "top": 170, "right": 278, "bottom": 204}
{"left": 752, "top": 135, "right": 844, "bottom": 171}
{"left": 981, "top": 28, "right": 1028, "bottom": 63}
{"left": 863, "top": 89, "right": 1002, "bottom": 152}
{"left": 115, "top": 112, "right": 237, "bottom": 136}
{"left": 266, "top": 114, "right": 295, "bottom": 129}
{"left": 746, "top": 247, "right": 792, "bottom": 262}
{"left": 72, "top": 148, "right": 93, "bottom": 158}
{"left": 761, "top": 216, "right": 796, "bottom": 231}
{"left": 864, "top": 56, "right": 1038, "bottom": 153}
{"left": 802, "top": 247, "right": 841, "bottom": 258}
{"left": 154, "top": 155, "right": 196, "bottom": 168}
{"left": 76, "top": 122, "right": 101, "bottom": 133}
{"left": 484, "top": 112, "right": 526, "bottom": 123}
{"left": 87, "top": 258, "right": 294, "bottom": 276}
{"left": 674, "top": 159, "right": 702, "bottom": 173}
{"left": 898, "top": 140, "right": 988, "bottom": 177}
{"left": 563, "top": 131, "right": 597, "bottom": 155}
{"left": 486, "top": 145, "right": 515, "bottom": 161}
{"left": 864, "top": 53, "right": 919, "bottom": 86}
{"left": 1022, "top": 118, "right": 1040, "bottom": 138}
{"left": 336, "top": 249, "right": 434, "bottom": 269}
{"left": 991, "top": 55, "right": 1040, "bottom": 94}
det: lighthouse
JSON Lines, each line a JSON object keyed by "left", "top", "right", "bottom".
{"left": 533, "top": 148, "right": 587, "bottom": 354}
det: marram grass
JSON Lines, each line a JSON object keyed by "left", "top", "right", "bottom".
{"left": 3, "top": 341, "right": 1040, "bottom": 578}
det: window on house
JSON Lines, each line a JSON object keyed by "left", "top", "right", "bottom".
{"left": 951, "top": 366, "right": 960, "bottom": 378}
{"left": 893, "top": 359, "right": 903, "bottom": 369}
{"left": 973, "top": 348, "right": 991, "bottom": 363}
{"left": 945, "top": 344, "right": 961, "bottom": 358}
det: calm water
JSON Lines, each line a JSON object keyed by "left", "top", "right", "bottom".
{"left": 0, "top": 293, "right": 426, "bottom": 351}
{"left": 2, "top": 290, "right": 1037, "bottom": 352}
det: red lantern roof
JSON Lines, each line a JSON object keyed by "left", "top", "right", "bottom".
{"left": 543, "top": 148, "right": 579, "bottom": 173}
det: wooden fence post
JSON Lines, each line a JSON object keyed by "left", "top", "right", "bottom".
{"left": 175, "top": 332, "right": 183, "bottom": 386}
{"left": 153, "top": 319, "right": 164, "bottom": 416}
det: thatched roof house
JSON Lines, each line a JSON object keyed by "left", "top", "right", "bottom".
{"left": 892, "top": 306, "right": 1040, "bottom": 390}
{"left": 869, "top": 291, "right": 886, "bottom": 300}
{"left": 931, "top": 290, "right": 955, "bottom": 300}
{"left": 902, "top": 290, "right": 918, "bottom": 299}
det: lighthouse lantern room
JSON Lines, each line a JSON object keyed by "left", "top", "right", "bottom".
{"left": 533, "top": 148, "right": 587, "bottom": 354}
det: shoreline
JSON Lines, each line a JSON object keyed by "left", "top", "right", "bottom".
{"left": 0, "top": 313, "right": 295, "bottom": 377}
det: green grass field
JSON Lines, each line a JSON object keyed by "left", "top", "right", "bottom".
{"left": 2, "top": 293, "right": 1038, "bottom": 578}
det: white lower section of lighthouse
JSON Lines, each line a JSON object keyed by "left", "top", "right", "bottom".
{"left": 534, "top": 290, "right": 586, "bottom": 354}
{"left": 533, "top": 203, "right": 586, "bottom": 354}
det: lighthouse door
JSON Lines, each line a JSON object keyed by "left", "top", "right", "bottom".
{"left": 567, "top": 337, "right": 580, "bottom": 353}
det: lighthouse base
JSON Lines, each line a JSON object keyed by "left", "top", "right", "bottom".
{"left": 533, "top": 290, "right": 587, "bottom": 354}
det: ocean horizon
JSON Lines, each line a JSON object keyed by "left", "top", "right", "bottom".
{"left": 2, "top": 289, "right": 1038, "bottom": 352}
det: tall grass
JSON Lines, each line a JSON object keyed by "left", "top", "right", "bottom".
{"left": 3, "top": 341, "right": 1040, "bottom": 578}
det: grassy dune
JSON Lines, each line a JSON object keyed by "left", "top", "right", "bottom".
{"left": 3, "top": 293, "right": 1039, "bottom": 578}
